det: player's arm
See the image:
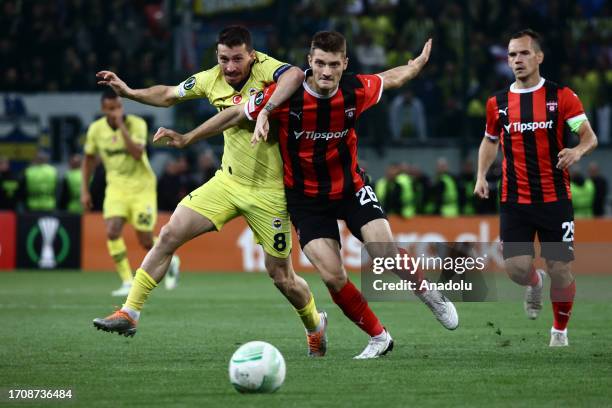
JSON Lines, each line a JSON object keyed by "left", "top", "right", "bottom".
{"left": 474, "top": 136, "right": 499, "bottom": 199}
{"left": 154, "top": 105, "right": 247, "bottom": 148}
{"left": 80, "top": 154, "right": 97, "bottom": 211}
{"left": 114, "top": 115, "right": 145, "bottom": 160}
{"left": 475, "top": 96, "right": 501, "bottom": 199}
{"left": 254, "top": 66, "right": 304, "bottom": 142}
{"left": 556, "top": 119, "right": 598, "bottom": 170}
{"left": 96, "top": 70, "right": 178, "bottom": 107}
{"left": 378, "top": 39, "right": 432, "bottom": 90}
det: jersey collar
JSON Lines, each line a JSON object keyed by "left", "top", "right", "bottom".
{"left": 510, "top": 77, "right": 545, "bottom": 93}
{"left": 303, "top": 69, "right": 339, "bottom": 99}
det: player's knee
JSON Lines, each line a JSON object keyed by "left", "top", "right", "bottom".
{"left": 265, "top": 259, "right": 295, "bottom": 291}
{"left": 321, "top": 272, "right": 347, "bottom": 292}
{"left": 505, "top": 260, "right": 531, "bottom": 285}
{"left": 158, "top": 224, "right": 180, "bottom": 252}
{"left": 547, "top": 260, "right": 573, "bottom": 286}
{"left": 106, "top": 227, "right": 121, "bottom": 241}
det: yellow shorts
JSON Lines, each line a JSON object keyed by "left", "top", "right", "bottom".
{"left": 179, "top": 170, "right": 291, "bottom": 258}
{"left": 103, "top": 189, "right": 157, "bottom": 232}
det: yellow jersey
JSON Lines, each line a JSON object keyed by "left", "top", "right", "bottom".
{"left": 176, "top": 51, "right": 288, "bottom": 189}
{"left": 84, "top": 114, "right": 156, "bottom": 195}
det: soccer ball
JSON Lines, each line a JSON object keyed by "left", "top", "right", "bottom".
{"left": 228, "top": 341, "right": 286, "bottom": 393}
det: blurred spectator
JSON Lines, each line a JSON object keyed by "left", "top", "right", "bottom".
{"left": 193, "top": 149, "right": 219, "bottom": 186}
{"left": 389, "top": 88, "right": 427, "bottom": 142}
{"left": 355, "top": 32, "right": 385, "bottom": 74}
{"left": 60, "top": 154, "right": 83, "bottom": 214}
{"left": 157, "top": 155, "right": 195, "bottom": 211}
{"left": 21, "top": 150, "right": 58, "bottom": 212}
{"left": 458, "top": 159, "right": 477, "bottom": 215}
{"left": 408, "top": 164, "right": 433, "bottom": 215}
{"left": 432, "top": 158, "right": 460, "bottom": 217}
{"left": 570, "top": 167, "right": 595, "bottom": 218}
{"left": 0, "top": 156, "right": 19, "bottom": 210}
{"left": 588, "top": 162, "right": 608, "bottom": 216}
{"left": 375, "top": 163, "right": 416, "bottom": 218}
{"left": 89, "top": 162, "right": 106, "bottom": 211}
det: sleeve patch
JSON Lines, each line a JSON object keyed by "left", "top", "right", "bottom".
{"left": 254, "top": 91, "right": 265, "bottom": 106}
{"left": 183, "top": 76, "right": 196, "bottom": 90}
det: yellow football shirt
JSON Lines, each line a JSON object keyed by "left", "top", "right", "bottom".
{"left": 175, "top": 51, "right": 287, "bottom": 189}
{"left": 84, "top": 114, "right": 156, "bottom": 195}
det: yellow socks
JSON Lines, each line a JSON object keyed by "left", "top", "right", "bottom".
{"left": 107, "top": 238, "right": 132, "bottom": 283}
{"left": 124, "top": 268, "right": 158, "bottom": 312}
{"left": 296, "top": 295, "right": 321, "bottom": 332}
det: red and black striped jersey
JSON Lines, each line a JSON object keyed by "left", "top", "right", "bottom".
{"left": 485, "top": 78, "right": 587, "bottom": 204}
{"left": 245, "top": 70, "right": 383, "bottom": 200}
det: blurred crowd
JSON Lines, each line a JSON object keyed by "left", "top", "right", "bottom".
{"left": 1, "top": 0, "right": 610, "bottom": 144}
{"left": 0, "top": 0, "right": 610, "bottom": 217}
{"left": 374, "top": 158, "right": 609, "bottom": 218}
{"left": 1, "top": 151, "right": 608, "bottom": 217}
{"left": 271, "top": 0, "right": 612, "bottom": 146}
{"left": 0, "top": 0, "right": 170, "bottom": 92}
{"left": 0, "top": 148, "right": 218, "bottom": 213}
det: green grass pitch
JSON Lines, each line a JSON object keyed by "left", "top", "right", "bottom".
{"left": 0, "top": 271, "right": 611, "bottom": 407}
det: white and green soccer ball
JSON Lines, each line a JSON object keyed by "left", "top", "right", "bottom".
{"left": 229, "top": 341, "right": 286, "bottom": 393}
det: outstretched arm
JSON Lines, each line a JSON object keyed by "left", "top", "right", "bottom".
{"left": 153, "top": 105, "right": 247, "bottom": 148}
{"left": 253, "top": 66, "right": 304, "bottom": 142}
{"left": 96, "top": 70, "right": 178, "bottom": 107}
{"left": 378, "top": 39, "right": 432, "bottom": 90}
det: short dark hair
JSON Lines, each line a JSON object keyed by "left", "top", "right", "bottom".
{"left": 510, "top": 29, "right": 543, "bottom": 51}
{"left": 310, "top": 31, "right": 347, "bottom": 55}
{"left": 217, "top": 25, "right": 252, "bottom": 51}
{"left": 101, "top": 88, "right": 118, "bottom": 102}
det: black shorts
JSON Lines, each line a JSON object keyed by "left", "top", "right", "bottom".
{"left": 286, "top": 186, "right": 386, "bottom": 249}
{"left": 500, "top": 199, "right": 574, "bottom": 262}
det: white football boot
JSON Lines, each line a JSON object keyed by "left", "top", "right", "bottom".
{"left": 549, "top": 328, "right": 569, "bottom": 347}
{"left": 354, "top": 329, "right": 394, "bottom": 359}
{"left": 416, "top": 285, "right": 459, "bottom": 330}
{"left": 165, "top": 255, "right": 181, "bottom": 290}
{"left": 524, "top": 269, "right": 545, "bottom": 320}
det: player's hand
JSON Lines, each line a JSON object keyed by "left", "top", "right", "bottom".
{"left": 556, "top": 148, "right": 581, "bottom": 170}
{"left": 81, "top": 191, "right": 93, "bottom": 211}
{"left": 251, "top": 112, "right": 270, "bottom": 146}
{"left": 407, "top": 38, "right": 432, "bottom": 76}
{"left": 96, "top": 70, "right": 131, "bottom": 97}
{"left": 474, "top": 178, "right": 489, "bottom": 199}
{"left": 154, "top": 127, "right": 188, "bottom": 148}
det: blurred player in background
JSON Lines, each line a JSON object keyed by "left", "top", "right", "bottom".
{"left": 155, "top": 31, "right": 459, "bottom": 359}
{"left": 475, "top": 29, "right": 598, "bottom": 346}
{"left": 93, "top": 26, "right": 326, "bottom": 357}
{"left": 81, "top": 89, "right": 180, "bottom": 296}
